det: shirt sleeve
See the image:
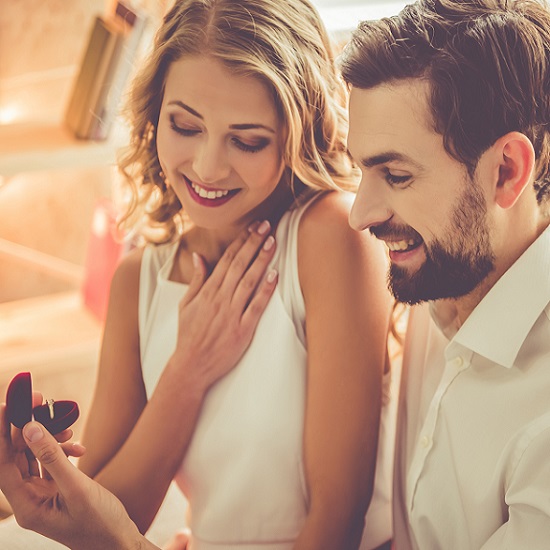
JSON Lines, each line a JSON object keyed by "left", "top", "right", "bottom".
{"left": 481, "top": 417, "right": 550, "bottom": 549}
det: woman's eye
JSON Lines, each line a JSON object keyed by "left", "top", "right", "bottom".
{"left": 169, "top": 116, "right": 200, "bottom": 136}
{"left": 385, "top": 170, "right": 411, "bottom": 186}
{"left": 232, "top": 137, "right": 269, "bottom": 154}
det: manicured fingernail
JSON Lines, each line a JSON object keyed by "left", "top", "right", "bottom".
{"left": 23, "top": 423, "right": 44, "bottom": 443}
{"left": 248, "top": 222, "right": 259, "bottom": 232}
{"left": 192, "top": 252, "right": 200, "bottom": 269}
{"left": 257, "top": 220, "right": 270, "bottom": 235}
{"left": 263, "top": 236, "right": 275, "bottom": 251}
{"left": 266, "top": 269, "right": 278, "bottom": 283}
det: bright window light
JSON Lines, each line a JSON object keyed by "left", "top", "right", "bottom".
{"left": 0, "top": 104, "right": 22, "bottom": 124}
{"left": 313, "top": 1, "right": 411, "bottom": 35}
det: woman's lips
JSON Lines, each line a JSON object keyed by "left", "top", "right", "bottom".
{"left": 184, "top": 176, "right": 240, "bottom": 207}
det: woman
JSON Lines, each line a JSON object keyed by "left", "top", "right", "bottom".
{"left": 1, "top": 1, "right": 394, "bottom": 548}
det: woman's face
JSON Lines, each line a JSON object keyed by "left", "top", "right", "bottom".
{"left": 156, "top": 55, "right": 287, "bottom": 231}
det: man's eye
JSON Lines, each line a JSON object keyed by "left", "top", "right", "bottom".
{"left": 385, "top": 171, "right": 411, "bottom": 186}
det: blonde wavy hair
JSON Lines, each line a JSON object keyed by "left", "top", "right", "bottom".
{"left": 118, "top": 0, "right": 357, "bottom": 243}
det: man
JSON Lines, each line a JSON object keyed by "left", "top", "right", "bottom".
{"left": 340, "top": 0, "right": 550, "bottom": 547}
{"left": 1, "top": 1, "right": 549, "bottom": 549}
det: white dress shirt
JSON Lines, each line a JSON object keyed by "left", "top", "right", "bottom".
{"left": 393, "top": 223, "right": 550, "bottom": 549}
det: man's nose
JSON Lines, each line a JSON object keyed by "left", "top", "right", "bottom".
{"left": 192, "top": 138, "right": 231, "bottom": 184}
{"left": 349, "top": 174, "right": 392, "bottom": 232}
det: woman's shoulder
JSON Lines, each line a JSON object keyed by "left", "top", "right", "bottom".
{"left": 300, "top": 189, "right": 353, "bottom": 222}
{"left": 113, "top": 246, "right": 144, "bottom": 282}
{"left": 118, "top": 240, "right": 180, "bottom": 280}
{"left": 111, "top": 239, "right": 181, "bottom": 291}
{"left": 298, "top": 190, "right": 366, "bottom": 253}
{"left": 109, "top": 246, "right": 145, "bottom": 303}
{"left": 297, "top": 190, "right": 387, "bottom": 292}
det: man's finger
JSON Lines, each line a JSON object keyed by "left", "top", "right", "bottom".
{"left": 164, "top": 528, "right": 191, "bottom": 550}
{"left": 54, "top": 429, "right": 74, "bottom": 444}
{"left": 22, "top": 422, "right": 83, "bottom": 494}
{"left": 25, "top": 447, "right": 41, "bottom": 477}
{"left": 42, "top": 442, "right": 86, "bottom": 481}
{"left": 0, "top": 404, "right": 12, "bottom": 450}
{"left": 0, "top": 405, "right": 27, "bottom": 503}
{"left": 32, "top": 391, "right": 44, "bottom": 409}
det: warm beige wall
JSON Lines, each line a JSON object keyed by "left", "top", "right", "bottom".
{"left": 0, "top": 166, "right": 114, "bottom": 302}
{"left": 0, "top": 0, "right": 118, "bottom": 301}
{"left": 0, "top": 0, "right": 107, "bottom": 79}
{"left": 0, "top": 0, "right": 168, "bottom": 124}
{"left": 0, "top": 0, "right": 108, "bottom": 123}
{"left": 0, "top": 0, "right": 169, "bottom": 303}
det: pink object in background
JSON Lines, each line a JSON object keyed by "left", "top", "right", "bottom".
{"left": 82, "top": 198, "right": 126, "bottom": 322}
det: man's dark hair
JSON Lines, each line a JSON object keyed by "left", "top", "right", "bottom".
{"left": 340, "top": 0, "right": 550, "bottom": 207}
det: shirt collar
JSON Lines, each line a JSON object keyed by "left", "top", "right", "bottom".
{"left": 430, "top": 223, "right": 550, "bottom": 368}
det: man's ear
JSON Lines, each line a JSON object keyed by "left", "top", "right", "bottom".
{"left": 492, "top": 132, "right": 535, "bottom": 209}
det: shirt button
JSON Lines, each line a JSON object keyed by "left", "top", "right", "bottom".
{"left": 420, "top": 435, "right": 431, "bottom": 448}
{"left": 452, "top": 356, "right": 464, "bottom": 369}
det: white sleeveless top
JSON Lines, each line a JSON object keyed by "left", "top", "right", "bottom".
{"left": 139, "top": 195, "right": 395, "bottom": 550}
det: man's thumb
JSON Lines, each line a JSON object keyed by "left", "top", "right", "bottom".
{"left": 23, "top": 422, "right": 45, "bottom": 444}
{"left": 23, "top": 422, "right": 67, "bottom": 471}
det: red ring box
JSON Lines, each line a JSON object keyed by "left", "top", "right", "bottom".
{"left": 6, "top": 372, "right": 79, "bottom": 435}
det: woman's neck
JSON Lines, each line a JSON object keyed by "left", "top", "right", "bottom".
{"left": 173, "top": 180, "right": 305, "bottom": 282}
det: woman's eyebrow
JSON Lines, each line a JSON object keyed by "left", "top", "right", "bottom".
{"left": 168, "top": 100, "right": 203, "bottom": 119}
{"left": 229, "top": 123, "right": 276, "bottom": 133}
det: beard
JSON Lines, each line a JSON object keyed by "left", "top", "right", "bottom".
{"left": 372, "top": 179, "right": 496, "bottom": 305}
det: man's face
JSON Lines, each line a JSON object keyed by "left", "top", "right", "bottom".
{"left": 347, "top": 80, "right": 495, "bottom": 304}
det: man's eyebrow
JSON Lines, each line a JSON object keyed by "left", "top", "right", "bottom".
{"left": 167, "top": 100, "right": 276, "bottom": 134}
{"left": 360, "top": 152, "right": 421, "bottom": 170}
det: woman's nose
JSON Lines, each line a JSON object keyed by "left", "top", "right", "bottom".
{"left": 192, "top": 138, "right": 231, "bottom": 184}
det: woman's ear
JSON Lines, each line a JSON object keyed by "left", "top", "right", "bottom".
{"left": 492, "top": 131, "right": 535, "bottom": 209}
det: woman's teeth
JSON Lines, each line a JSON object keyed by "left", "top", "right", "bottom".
{"left": 387, "top": 239, "right": 419, "bottom": 252}
{"left": 191, "top": 182, "right": 230, "bottom": 199}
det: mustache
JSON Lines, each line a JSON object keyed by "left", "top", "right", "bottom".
{"left": 369, "top": 221, "right": 423, "bottom": 242}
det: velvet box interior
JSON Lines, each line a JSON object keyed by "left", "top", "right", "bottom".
{"left": 6, "top": 372, "right": 79, "bottom": 435}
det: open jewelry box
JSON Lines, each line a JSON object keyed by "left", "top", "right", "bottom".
{"left": 6, "top": 372, "right": 79, "bottom": 435}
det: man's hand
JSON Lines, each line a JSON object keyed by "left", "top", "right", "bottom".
{"left": 163, "top": 529, "right": 190, "bottom": 550}
{"left": 0, "top": 405, "right": 158, "bottom": 550}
